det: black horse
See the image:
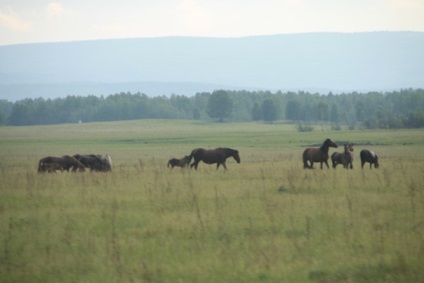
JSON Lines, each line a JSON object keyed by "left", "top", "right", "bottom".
{"left": 360, "top": 149, "right": 379, "bottom": 169}
{"left": 73, "top": 154, "right": 112, "bottom": 172}
{"left": 168, "top": 155, "right": 191, "bottom": 168}
{"left": 331, "top": 143, "right": 354, "bottom": 169}
{"left": 189, "top": 147, "right": 240, "bottom": 170}
{"left": 38, "top": 155, "right": 86, "bottom": 173}
{"left": 303, "top": 138, "right": 338, "bottom": 169}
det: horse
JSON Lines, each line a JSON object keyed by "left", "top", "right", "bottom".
{"left": 168, "top": 155, "right": 190, "bottom": 168}
{"left": 189, "top": 147, "right": 240, "bottom": 170}
{"left": 331, "top": 143, "right": 354, "bottom": 169}
{"left": 73, "top": 154, "right": 112, "bottom": 172}
{"left": 360, "top": 149, "right": 379, "bottom": 169}
{"left": 303, "top": 138, "right": 338, "bottom": 169}
{"left": 98, "top": 154, "right": 113, "bottom": 171}
{"left": 73, "top": 154, "right": 101, "bottom": 171}
{"left": 38, "top": 155, "right": 86, "bottom": 173}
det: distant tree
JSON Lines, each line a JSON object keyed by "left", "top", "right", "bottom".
{"left": 330, "top": 104, "right": 339, "bottom": 123}
{"left": 262, "top": 99, "right": 278, "bottom": 123}
{"left": 317, "top": 101, "right": 328, "bottom": 131}
{"left": 3, "top": 88, "right": 424, "bottom": 128}
{"left": 355, "top": 101, "right": 366, "bottom": 122}
{"left": 0, "top": 100, "right": 13, "bottom": 125}
{"left": 407, "top": 111, "right": 424, "bottom": 128}
{"left": 193, "top": 108, "right": 200, "bottom": 120}
{"left": 251, "top": 102, "right": 262, "bottom": 121}
{"left": 286, "top": 99, "right": 301, "bottom": 121}
{"left": 207, "top": 90, "right": 233, "bottom": 122}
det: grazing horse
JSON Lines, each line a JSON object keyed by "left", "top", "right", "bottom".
{"left": 168, "top": 155, "right": 190, "bottom": 168}
{"left": 303, "top": 138, "right": 338, "bottom": 169}
{"left": 331, "top": 143, "right": 354, "bottom": 169}
{"left": 73, "top": 154, "right": 112, "bottom": 172}
{"left": 189, "top": 147, "right": 240, "bottom": 170}
{"left": 360, "top": 149, "right": 379, "bottom": 169}
{"left": 38, "top": 155, "right": 86, "bottom": 173}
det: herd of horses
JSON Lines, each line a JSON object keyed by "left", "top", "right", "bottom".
{"left": 38, "top": 140, "right": 379, "bottom": 173}
{"left": 166, "top": 140, "right": 378, "bottom": 170}
{"left": 37, "top": 154, "right": 112, "bottom": 173}
{"left": 302, "top": 138, "right": 379, "bottom": 169}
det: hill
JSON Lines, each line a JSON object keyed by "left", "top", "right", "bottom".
{"left": 0, "top": 32, "right": 423, "bottom": 101}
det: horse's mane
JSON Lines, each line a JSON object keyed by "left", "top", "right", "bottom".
{"left": 217, "top": 147, "right": 236, "bottom": 152}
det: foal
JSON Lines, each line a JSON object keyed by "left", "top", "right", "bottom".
{"left": 167, "top": 155, "right": 190, "bottom": 168}
{"left": 331, "top": 143, "right": 354, "bottom": 169}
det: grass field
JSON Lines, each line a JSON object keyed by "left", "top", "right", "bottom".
{"left": 1, "top": 120, "right": 423, "bottom": 283}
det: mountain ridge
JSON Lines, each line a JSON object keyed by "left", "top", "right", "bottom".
{"left": 0, "top": 32, "right": 423, "bottom": 101}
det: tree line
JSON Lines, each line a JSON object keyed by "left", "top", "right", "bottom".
{"left": 0, "top": 89, "right": 423, "bottom": 129}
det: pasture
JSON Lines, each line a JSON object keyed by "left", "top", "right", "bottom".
{"left": 0, "top": 120, "right": 423, "bottom": 283}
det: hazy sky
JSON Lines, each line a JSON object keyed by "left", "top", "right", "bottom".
{"left": 1, "top": 0, "right": 423, "bottom": 46}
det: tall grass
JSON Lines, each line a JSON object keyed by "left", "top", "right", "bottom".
{"left": 0, "top": 120, "right": 423, "bottom": 282}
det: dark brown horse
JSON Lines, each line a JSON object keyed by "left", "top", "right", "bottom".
{"left": 360, "top": 149, "right": 379, "bottom": 169}
{"left": 303, "top": 138, "right": 338, "bottom": 169}
{"left": 331, "top": 143, "right": 354, "bottom": 169}
{"left": 189, "top": 147, "right": 240, "bottom": 170}
{"left": 73, "top": 154, "right": 113, "bottom": 172}
{"left": 38, "top": 155, "right": 86, "bottom": 173}
{"left": 168, "top": 155, "right": 190, "bottom": 168}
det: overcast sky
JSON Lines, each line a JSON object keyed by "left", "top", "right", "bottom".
{"left": 1, "top": 0, "right": 423, "bottom": 46}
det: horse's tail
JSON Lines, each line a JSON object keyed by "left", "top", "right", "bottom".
{"left": 302, "top": 149, "right": 311, "bottom": 169}
{"left": 188, "top": 149, "right": 195, "bottom": 164}
{"left": 37, "top": 159, "right": 44, "bottom": 173}
{"left": 37, "top": 156, "right": 50, "bottom": 173}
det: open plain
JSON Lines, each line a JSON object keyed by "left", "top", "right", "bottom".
{"left": 1, "top": 120, "right": 423, "bottom": 283}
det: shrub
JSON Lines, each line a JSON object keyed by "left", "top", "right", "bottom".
{"left": 297, "top": 123, "right": 314, "bottom": 132}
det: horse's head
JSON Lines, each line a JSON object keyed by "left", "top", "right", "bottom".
{"left": 344, "top": 143, "right": 353, "bottom": 152}
{"left": 373, "top": 154, "right": 379, "bottom": 168}
{"left": 232, "top": 150, "right": 241, "bottom": 163}
{"left": 324, "top": 138, "right": 338, "bottom": 148}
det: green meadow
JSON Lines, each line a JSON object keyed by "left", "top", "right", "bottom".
{"left": 1, "top": 120, "right": 423, "bottom": 283}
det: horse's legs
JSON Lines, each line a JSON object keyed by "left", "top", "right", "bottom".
{"left": 324, "top": 161, "right": 329, "bottom": 169}
{"left": 222, "top": 162, "right": 227, "bottom": 170}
